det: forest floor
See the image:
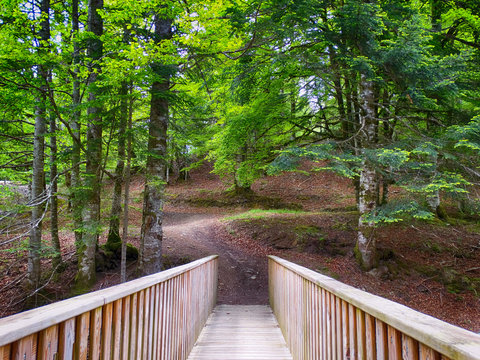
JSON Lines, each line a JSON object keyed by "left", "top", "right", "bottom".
{"left": 1, "top": 162, "right": 479, "bottom": 333}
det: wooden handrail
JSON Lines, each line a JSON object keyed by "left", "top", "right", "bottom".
{"left": 0, "top": 255, "right": 218, "bottom": 359}
{"left": 268, "top": 255, "right": 480, "bottom": 360}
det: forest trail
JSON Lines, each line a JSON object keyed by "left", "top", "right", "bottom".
{"left": 162, "top": 211, "right": 269, "bottom": 305}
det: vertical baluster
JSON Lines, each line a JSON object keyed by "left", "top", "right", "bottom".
{"left": 0, "top": 345, "right": 11, "bottom": 360}
{"left": 122, "top": 296, "right": 131, "bottom": 360}
{"left": 375, "top": 319, "right": 388, "bottom": 360}
{"left": 75, "top": 312, "right": 90, "bottom": 360}
{"left": 356, "top": 309, "right": 366, "bottom": 360}
{"left": 341, "top": 300, "right": 349, "bottom": 359}
{"left": 136, "top": 290, "right": 145, "bottom": 359}
{"left": 365, "top": 313, "right": 376, "bottom": 359}
{"left": 12, "top": 334, "right": 37, "bottom": 360}
{"left": 335, "top": 296, "right": 342, "bottom": 359}
{"left": 58, "top": 318, "right": 75, "bottom": 360}
{"left": 402, "top": 334, "right": 419, "bottom": 360}
{"left": 101, "top": 302, "right": 113, "bottom": 360}
{"left": 152, "top": 284, "right": 159, "bottom": 360}
{"left": 141, "top": 288, "right": 150, "bottom": 360}
{"left": 387, "top": 326, "right": 402, "bottom": 359}
{"left": 112, "top": 300, "right": 122, "bottom": 360}
{"left": 129, "top": 293, "right": 138, "bottom": 360}
{"left": 321, "top": 289, "right": 327, "bottom": 360}
{"left": 348, "top": 304, "right": 357, "bottom": 360}
{"left": 419, "top": 344, "right": 441, "bottom": 360}
{"left": 89, "top": 307, "right": 102, "bottom": 360}
{"left": 38, "top": 325, "right": 59, "bottom": 360}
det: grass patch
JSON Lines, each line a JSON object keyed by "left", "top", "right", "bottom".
{"left": 223, "top": 209, "right": 310, "bottom": 221}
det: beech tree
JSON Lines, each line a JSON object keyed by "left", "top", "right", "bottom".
{"left": 76, "top": 0, "right": 104, "bottom": 289}
{"left": 138, "top": 12, "right": 173, "bottom": 276}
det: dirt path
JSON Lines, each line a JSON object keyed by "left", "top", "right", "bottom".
{"left": 162, "top": 211, "right": 269, "bottom": 305}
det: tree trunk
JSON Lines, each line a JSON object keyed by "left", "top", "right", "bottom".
{"left": 121, "top": 87, "right": 134, "bottom": 283}
{"left": 76, "top": 0, "right": 103, "bottom": 290}
{"left": 107, "top": 82, "right": 128, "bottom": 245}
{"left": 27, "top": 0, "right": 50, "bottom": 292}
{"left": 71, "top": 0, "right": 82, "bottom": 249}
{"left": 355, "top": 74, "right": 379, "bottom": 271}
{"left": 138, "top": 15, "right": 172, "bottom": 276}
{"left": 49, "top": 112, "right": 62, "bottom": 270}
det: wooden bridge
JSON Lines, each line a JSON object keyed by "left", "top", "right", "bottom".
{"left": 1, "top": 255, "right": 479, "bottom": 360}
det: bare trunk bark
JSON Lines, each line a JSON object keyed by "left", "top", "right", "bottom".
{"left": 107, "top": 82, "right": 128, "bottom": 244}
{"left": 76, "top": 0, "right": 103, "bottom": 290}
{"left": 27, "top": 0, "right": 50, "bottom": 292}
{"left": 28, "top": 99, "right": 46, "bottom": 291}
{"left": 356, "top": 74, "right": 378, "bottom": 270}
{"left": 49, "top": 112, "right": 62, "bottom": 270}
{"left": 121, "top": 88, "right": 134, "bottom": 283}
{"left": 138, "top": 15, "right": 172, "bottom": 276}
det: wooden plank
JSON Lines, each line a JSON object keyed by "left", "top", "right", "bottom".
{"left": 187, "top": 305, "right": 292, "bottom": 360}
{"left": 341, "top": 300, "right": 349, "bottom": 360}
{"left": 74, "top": 312, "right": 90, "bottom": 360}
{"left": 321, "top": 288, "right": 327, "bottom": 360}
{"left": 129, "top": 293, "right": 138, "bottom": 360}
{"left": 89, "top": 307, "right": 102, "bottom": 360}
{"left": 152, "top": 284, "right": 160, "bottom": 360}
{"left": 365, "top": 314, "right": 376, "bottom": 359}
{"left": 141, "top": 287, "right": 150, "bottom": 360}
{"left": 136, "top": 290, "right": 145, "bottom": 360}
{"left": 420, "top": 344, "right": 441, "bottom": 360}
{"left": 326, "top": 290, "right": 332, "bottom": 360}
{"left": 375, "top": 319, "right": 388, "bottom": 360}
{"left": 388, "top": 326, "right": 402, "bottom": 359}
{"left": 12, "top": 334, "right": 37, "bottom": 360}
{"left": 0, "top": 256, "right": 219, "bottom": 348}
{"left": 38, "top": 325, "right": 59, "bottom": 360}
{"left": 58, "top": 318, "right": 75, "bottom": 360}
{"left": 403, "top": 334, "right": 419, "bottom": 360}
{"left": 121, "top": 296, "right": 131, "bottom": 360}
{"left": 356, "top": 309, "right": 366, "bottom": 360}
{"left": 0, "top": 345, "right": 11, "bottom": 360}
{"left": 348, "top": 304, "right": 357, "bottom": 360}
{"left": 335, "top": 296, "right": 342, "bottom": 359}
{"left": 156, "top": 283, "right": 165, "bottom": 360}
{"left": 101, "top": 302, "right": 113, "bottom": 360}
{"left": 112, "top": 299, "right": 122, "bottom": 360}
{"left": 268, "top": 256, "right": 480, "bottom": 360}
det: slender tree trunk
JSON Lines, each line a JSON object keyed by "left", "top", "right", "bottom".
{"left": 138, "top": 15, "right": 173, "bottom": 276}
{"left": 107, "top": 27, "right": 130, "bottom": 245}
{"left": 107, "top": 82, "right": 128, "bottom": 245}
{"left": 356, "top": 73, "right": 379, "bottom": 271}
{"left": 71, "top": 0, "right": 82, "bottom": 249}
{"left": 49, "top": 112, "right": 62, "bottom": 270}
{"left": 29, "top": 99, "right": 46, "bottom": 291}
{"left": 76, "top": 0, "right": 103, "bottom": 290}
{"left": 27, "top": 0, "right": 50, "bottom": 292}
{"left": 121, "top": 88, "right": 134, "bottom": 283}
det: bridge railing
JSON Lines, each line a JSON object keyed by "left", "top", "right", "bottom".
{"left": 0, "top": 255, "right": 218, "bottom": 360}
{"left": 268, "top": 255, "right": 480, "bottom": 360}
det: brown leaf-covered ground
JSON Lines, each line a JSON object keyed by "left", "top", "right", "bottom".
{"left": 1, "top": 162, "right": 479, "bottom": 334}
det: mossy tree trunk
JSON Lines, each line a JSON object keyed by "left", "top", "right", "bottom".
{"left": 138, "top": 14, "right": 172, "bottom": 276}
{"left": 356, "top": 73, "right": 379, "bottom": 271}
{"left": 76, "top": 0, "right": 103, "bottom": 290}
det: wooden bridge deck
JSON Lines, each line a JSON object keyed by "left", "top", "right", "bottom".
{"left": 187, "top": 305, "right": 293, "bottom": 360}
